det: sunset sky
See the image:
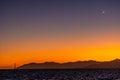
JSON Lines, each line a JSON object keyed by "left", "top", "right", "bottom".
{"left": 0, "top": 0, "right": 120, "bottom": 69}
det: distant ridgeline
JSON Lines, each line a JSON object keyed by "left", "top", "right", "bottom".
{"left": 18, "top": 59, "right": 120, "bottom": 69}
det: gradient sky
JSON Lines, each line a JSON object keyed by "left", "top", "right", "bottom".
{"left": 0, "top": 0, "right": 120, "bottom": 68}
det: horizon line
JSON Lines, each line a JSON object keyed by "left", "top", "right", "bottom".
{"left": 1, "top": 58, "right": 120, "bottom": 69}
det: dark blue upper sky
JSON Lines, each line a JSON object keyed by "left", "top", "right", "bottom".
{"left": 1, "top": 0, "right": 120, "bottom": 41}
{"left": 1, "top": 0, "right": 120, "bottom": 50}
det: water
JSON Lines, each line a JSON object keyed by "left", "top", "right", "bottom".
{"left": 0, "top": 69, "right": 120, "bottom": 80}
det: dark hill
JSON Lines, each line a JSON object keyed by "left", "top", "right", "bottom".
{"left": 18, "top": 59, "right": 120, "bottom": 69}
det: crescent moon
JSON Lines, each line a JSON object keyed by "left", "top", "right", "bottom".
{"left": 102, "top": 11, "right": 105, "bottom": 14}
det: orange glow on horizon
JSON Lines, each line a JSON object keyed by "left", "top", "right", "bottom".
{"left": 1, "top": 27, "right": 120, "bottom": 69}
{"left": 1, "top": 45, "right": 120, "bottom": 68}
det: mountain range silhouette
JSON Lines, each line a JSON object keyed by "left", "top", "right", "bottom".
{"left": 18, "top": 59, "right": 120, "bottom": 69}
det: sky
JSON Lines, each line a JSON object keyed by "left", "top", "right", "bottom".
{"left": 0, "top": 0, "right": 120, "bottom": 69}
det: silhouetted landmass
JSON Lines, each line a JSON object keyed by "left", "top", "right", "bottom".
{"left": 18, "top": 59, "right": 120, "bottom": 69}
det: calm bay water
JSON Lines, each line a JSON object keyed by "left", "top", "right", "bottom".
{"left": 0, "top": 69, "right": 120, "bottom": 80}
